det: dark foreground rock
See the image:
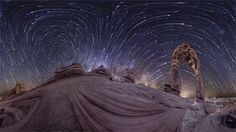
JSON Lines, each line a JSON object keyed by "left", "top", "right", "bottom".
{"left": 0, "top": 74, "right": 235, "bottom": 132}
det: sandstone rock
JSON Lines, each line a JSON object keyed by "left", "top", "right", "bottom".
{"left": 194, "top": 106, "right": 236, "bottom": 132}
{"left": 169, "top": 43, "right": 204, "bottom": 101}
{"left": 90, "top": 65, "right": 113, "bottom": 80}
{"left": 0, "top": 76, "right": 235, "bottom": 132}
{"left": 15, "top": 82, "right": 25, "bottom": 94}
{"left": 120, "top": 69, "right": 136, "bottom": 83}
{"left": 54, "top": 63, "right": 85, "bottom": 79}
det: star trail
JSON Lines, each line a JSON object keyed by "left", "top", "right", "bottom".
{"left": 0, "top": 1, "right": 235, "bottom": 97}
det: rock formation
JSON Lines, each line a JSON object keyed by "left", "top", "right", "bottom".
{"left": 15, "top": 82, "right": 25, "bottom": 94}
{"left": 0, "top": 74, "right": 235, "bottom": 132}
{"left": 1, "top": 81, "right": 26, "bottom": 100}
{"left": 53, "top": 63, "right": 85, "bottom": 79}
{"left": 165, "top": 43, "right": 205, "bottom": 102}
{"left": 0, "top": 50, "right": 234, "bottom": 132}
{"left": 120, "top": 69, "right": 136, "bottom": 83}
{"left": 90, "top": 65, "right": 113, "bottom": 80}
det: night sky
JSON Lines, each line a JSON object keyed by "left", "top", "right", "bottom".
{"left": 0, "top": 1, "right": 235, "bottom": 97}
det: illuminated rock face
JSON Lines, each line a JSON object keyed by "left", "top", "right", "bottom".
{"left": 0, "top": 74, "right": 235, "bottom": 132}
{"left": 167, "top": 43, "right": 204, "bottom": 101}
{"left": 15, "top": 82, "right": 25, "bottom": 94}
{"left": 53, "top": 63, "right": 85, "bottom": 79}
{"left": 163, "top": 84, "right": 180, "bottom": 95}
{"left": 120, "top": 69, "right": 136, "bottom": 83}
{"left": 90, "top": 65, "right": 113, "bottom": 80}
{"left": 1, "top": 82, "right": 26, "bottom": 100}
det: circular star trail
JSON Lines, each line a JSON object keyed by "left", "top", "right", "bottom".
{"left": 0, "top": 1, "right": 235, "bottom": 97}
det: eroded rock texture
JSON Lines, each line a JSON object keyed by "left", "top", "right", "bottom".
{"left": 90, "top": 65, "right": 113, "bottom": 80}
{"left": 54, "top": 63, "right": 85, "bottom": 79}
{"left": 167, "top": 43, "right": 204, "bottom": 101}
{"left": 0, "top": 74, "right": 235, "bottom": 132}
{"left": 120, "top": 69, "right": 136, "bottom": 83}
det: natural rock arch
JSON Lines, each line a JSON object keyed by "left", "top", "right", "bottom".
{"left": 169, "top": 43, "right": 205, "bottom": 101}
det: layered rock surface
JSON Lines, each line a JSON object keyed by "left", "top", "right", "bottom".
{"left": 0, "top": 70, "right": 235, "bottom": 132}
